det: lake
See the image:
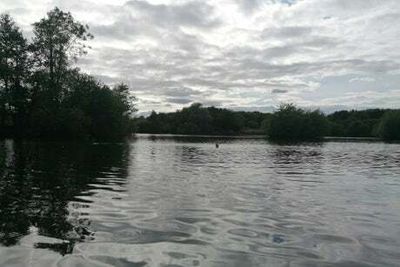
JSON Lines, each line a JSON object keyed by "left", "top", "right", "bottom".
{"left": 0, "top": 134, "right": 399, "bottom": 267}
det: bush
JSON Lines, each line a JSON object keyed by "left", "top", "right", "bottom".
{"left": 378, "top": 111, "right": 400, "bottom": 141}
{"left": 267, "top": 104, "right": 328, "bottom": 142}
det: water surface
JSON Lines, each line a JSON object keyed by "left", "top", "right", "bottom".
{"left": 0, "top": 135, "right": 399, "bottom": 266}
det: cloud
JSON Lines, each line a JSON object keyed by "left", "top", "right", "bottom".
{"left": 272, "top": 89, "right": 288, "bottom": 94}
{"left": 2, "top": 0, "right": 400, "bottom": 113}
{"left": 91, "top": 0, "right": 221, "bottom": 43}
{"left": 125, "top": 1, "right": 220, "bottom": 29}
{"left": 162, "top": 87, "right": 204, "bottom": 97}
{"left": 349, "top": 77, "right": 376, "bottom": 83}
{"left": 166, "top": 97, "right": 193, "bottom": 104}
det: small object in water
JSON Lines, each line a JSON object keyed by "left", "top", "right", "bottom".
{"left": 215, "top": 143, "right": 219, "bottom": 148}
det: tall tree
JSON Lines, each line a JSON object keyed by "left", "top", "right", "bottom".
{"left": 114, "top": 83, "right": 138, "bottom": 117}
{"left": 31, "top": 7, "right": 93, "bottom": 103}
{"left": 0, "top": 14, "right": 30, "bottom": 134}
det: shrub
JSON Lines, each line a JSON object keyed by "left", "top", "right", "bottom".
{"left": 267, "top": 104, "right": 327, "bottom": 142}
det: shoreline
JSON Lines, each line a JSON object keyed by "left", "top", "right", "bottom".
{"left": 135, "top": 133, "right": 385, "bottom": 142}
{"left": 0, "top": 134, "right": 390, "bottom": 143}
{"left": 323, "top": 136, "right": 382, "bottom": 142}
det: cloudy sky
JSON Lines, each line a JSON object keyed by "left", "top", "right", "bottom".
{"left": 1, "top": 0, "right": 400, "bottom": 114}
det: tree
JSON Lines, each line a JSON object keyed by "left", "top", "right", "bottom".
{"left": 0, "top": 10, "right": 137, "bottom": 140}
{"left": 177, "top": 103, "right": 212, "bottom": 134}
{"left": 0, "top": 14, "right": 30, "bottom": 135}
{"left": 61, "top": 71, "right": 136, "bottom": 140}
{"left": 113, "top": 83, "right": 138, "bottom": 117}
{"left": 268, "top": 104, "right": 304, "bottom": 141}
{"left": 327, "top": 109, "right": 386, "bottom": 137}
{"left": 135, "top": 104, "right": 271, "bottom": 135}
{"left": 378, "top": 111, "right": 400, "bottom": 141}
{"left": 31, "top": 7, "right": 93, "bottom": 104}
{"left": 267, "top": 103, "right": 327, "bottom": 142}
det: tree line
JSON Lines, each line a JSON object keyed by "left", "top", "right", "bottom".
{"left": 135, "top": 103, "right": 400, "bottom": 142}
{"left": 0, "top": 8, "right": 136, "bottom": 140}
{"left": 135, "top": 103, "right": 270, "bottom": 135}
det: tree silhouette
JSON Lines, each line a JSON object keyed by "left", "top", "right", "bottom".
{"left": 378, "top": 110, "right": 400, "bottom": 141}
{"left": 0, "top": 8, "right": 136, "bottom": 140}
{"left": 264, "top": 104, "right": 328, "bottom": 142}
{"left": 0, "top": 14, "right": 30, "bottom": 136}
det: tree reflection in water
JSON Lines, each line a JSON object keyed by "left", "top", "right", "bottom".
{"left": 0, "top": 140, "right": 130, "bottom": 255}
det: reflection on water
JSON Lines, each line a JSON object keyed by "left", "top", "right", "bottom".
{"left": 0, "top": 140, "right": 130, "bottom": 256}
{"left": 0, "top": 135, "right": 400, "bottom": 266}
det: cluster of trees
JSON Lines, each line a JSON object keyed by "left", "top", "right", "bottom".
{"left": 377, "top": 111, "right": 400, "bottom": 141}
{"left": 0, "top": 8, "right": 136, "bottom": 140}
{"left": 267, "top": 104, "right": 327, "bottom": 141}
{"left": 135, "top": 103, "right": 269, "bottom": 135}
{"left": 267, "top": 105, "right": 400, "bottom": 141}
{"left": 327, "top": 109, "right": 388, "bottom": 137}
{"left": 136, "top": 103, "right": 400, "bottom": 142}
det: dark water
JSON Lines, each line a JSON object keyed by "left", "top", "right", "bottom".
{"left": 0, "top": 135, "right": 399, "bottom": 267}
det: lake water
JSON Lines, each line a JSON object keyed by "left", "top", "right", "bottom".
{"left": 0, "top": 135, "right": 399, "bottom": 267}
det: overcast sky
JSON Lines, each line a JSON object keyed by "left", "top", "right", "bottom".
{"left": 1, "top": 0, "right": 400, "bottom": 114}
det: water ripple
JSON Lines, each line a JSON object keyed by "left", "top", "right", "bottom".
{"left": 0, "top": 138, "right": 399, "bottom": 266}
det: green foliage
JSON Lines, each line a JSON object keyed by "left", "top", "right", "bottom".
{"left": 327, "top": 109, "right": 386, "bottom": 137}
{"left": 0, "top": 14, "right": 30, "bottom": 136}
{"left": 267, "top": 104, "right": 327, "bottom": 142}
{"left": 177, "top": 103, "right": 212, "bottom": 134}
{"left": 135, "top": 104, "right": 268, "bottom": 135}
{"left": 377, "top": 111, "right": 400, "bottom": 141}
{"left": 0, "top": 9, "right": 136, "bottom": 140}
{"left": 135, "top": 103, "right": 398, "bottom": 141}
{"left": 31, "top": 7, "right": 93, "bottom": 105}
